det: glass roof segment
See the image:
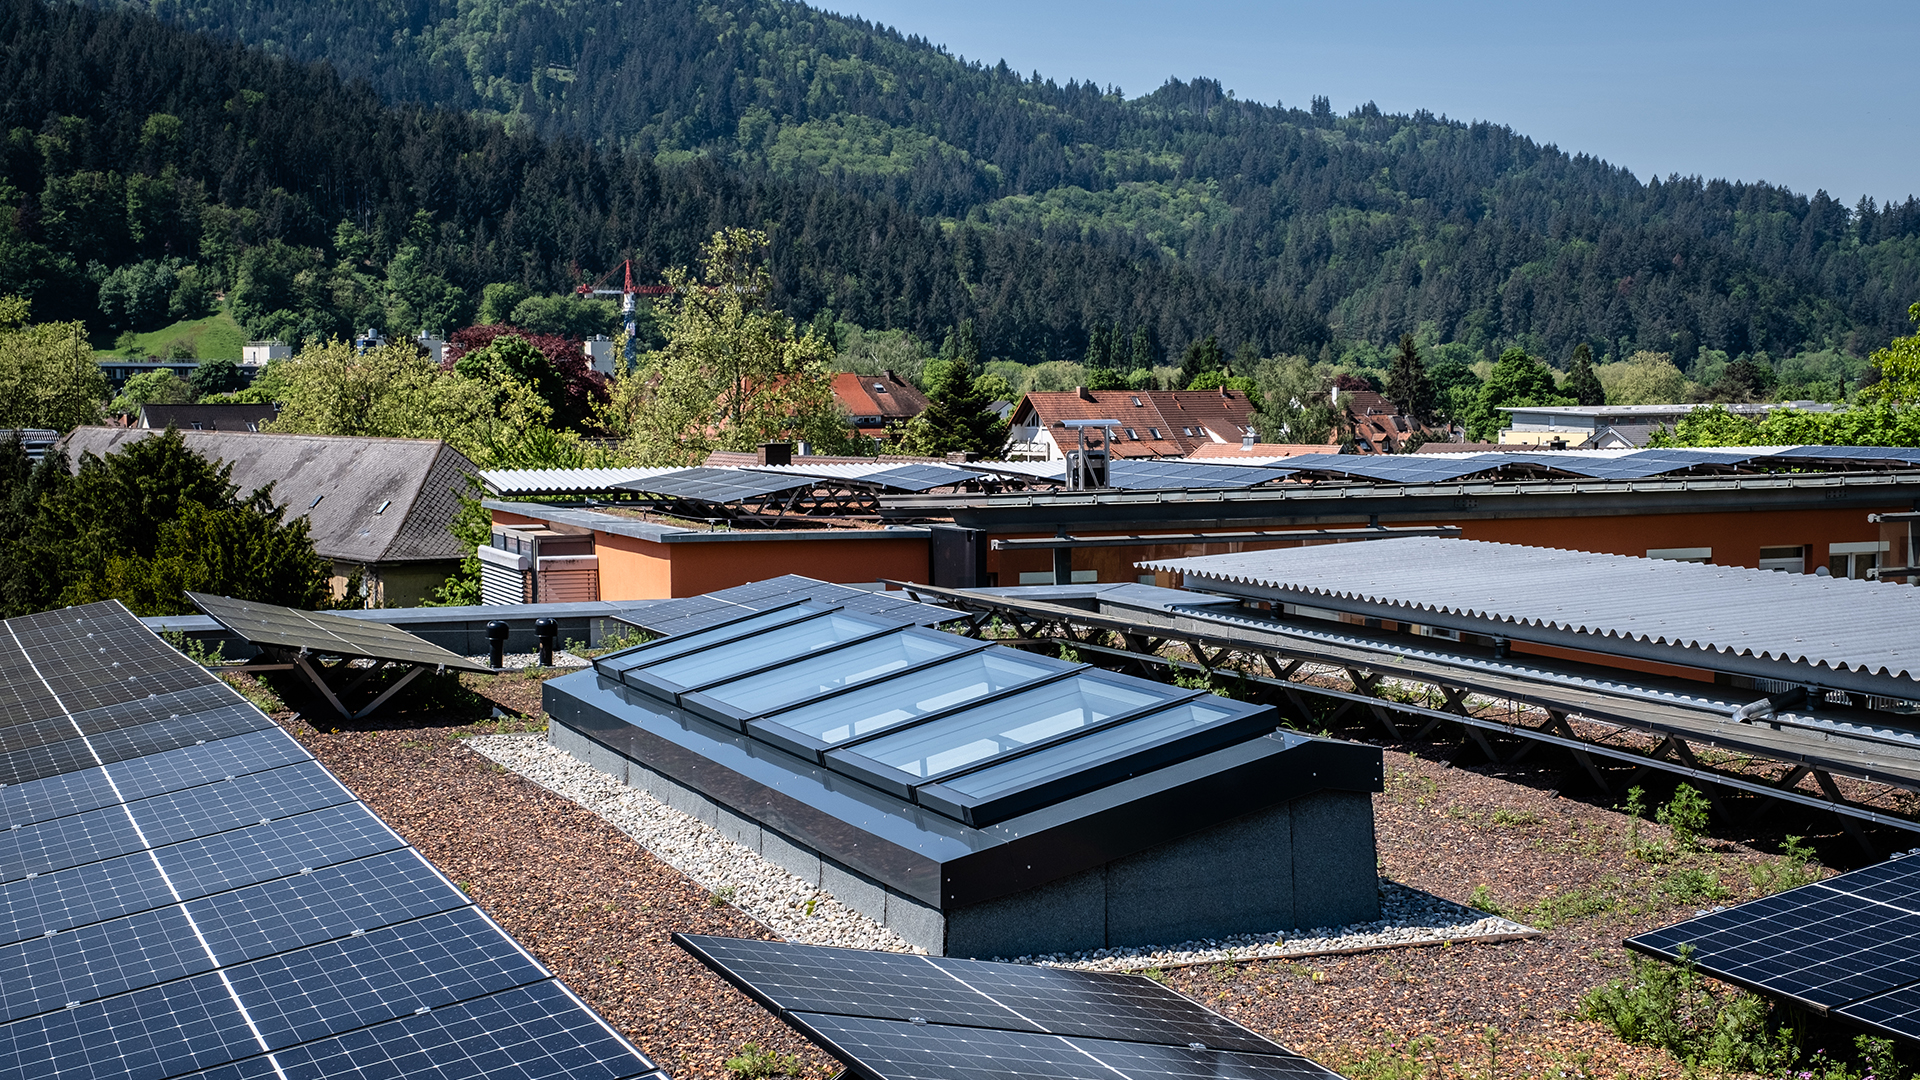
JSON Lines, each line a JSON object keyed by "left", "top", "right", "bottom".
{"left": 594, "top": 600, "right": 833, "bottom": 679}
{"left": 824, "top": 672, "right": 1186, "bottom": 796}
{"left": 916, "top": 697, "right": 1271, "bottom": 826}
{"left": 682, "top": 629, "right": 984, "bottom": 725}
{"left": 749, "top": 648, "right": 1071, "bottom": 759}
{"left": 624, "top": 610, "right": 900, "bottom": 700}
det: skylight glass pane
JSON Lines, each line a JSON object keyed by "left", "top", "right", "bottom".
{"left": 701, "top": 631, "right": 973, "bottom": 716}
{"left": 854, "top": 675, "right": 1179, "bottom": 779}
{"left": 597, "top": 604, "right": 825, "bottom": 674}
{"left": 645, "top": 612, "right": 889, "bottom": 688}
{"left": 770, "top": 651, "right": 1059, "bottom": 746}
{"left": 941, "top": 700, "right": 1238, "bottom": 800}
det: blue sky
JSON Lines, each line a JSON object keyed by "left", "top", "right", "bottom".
{"left": 827, "top": 0, "right": 1917, "bottom": 206}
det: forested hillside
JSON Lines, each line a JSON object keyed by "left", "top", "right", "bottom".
{"left": 104, "top": 0, "right": 1920, "bottom": 369}
{"left": 0, "top": 0, "right": 1318, "bottom": 364}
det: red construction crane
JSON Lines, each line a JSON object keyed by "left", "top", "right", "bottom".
{"left": 575, "top": 260, "right": 669, "bottom": 370}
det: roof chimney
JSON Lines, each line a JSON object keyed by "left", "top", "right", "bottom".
{"left": 758, "top": 442, "right": 792, "bottom": 466}
{"left": 884, "top": 369, "right": 898, "bottom": 383}
{"left": 1076, "top": 386, "right": 1096, "bottom": 402}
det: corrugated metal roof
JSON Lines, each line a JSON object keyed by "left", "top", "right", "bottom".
{"left": 480, "top": 467, "right": 684, "bottom": 495}
{"left": 1143, "top": 538, "right": 1920, "bottom": 685}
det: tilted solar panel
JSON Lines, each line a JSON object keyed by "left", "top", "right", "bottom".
{"left": 187, "top": 592, "right": 492, "bottom": 674}
{"left": 0, "top": 601, "right": 664, "bottom": 1080}
{"left": 676, "top": 934, "right": 1341, "bottom": 1080}
{"left": 1627, "top": 854, "right": 1920, "bottom": 1043}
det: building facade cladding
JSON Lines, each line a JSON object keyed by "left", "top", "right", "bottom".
{"left": 486, "top": 502, "right": 933, "bottom": 600}
{"left": 1005, "top": 389, "right": 1259, "bottom": 460}
{"left": 542, "top": 603, "right": 1382, "bottom": 957}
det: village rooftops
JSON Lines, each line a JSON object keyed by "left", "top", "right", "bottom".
{"left": 1006, "top": 388, "right": 1259, "bottom": 460}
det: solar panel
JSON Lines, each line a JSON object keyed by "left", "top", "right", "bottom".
{"left": 614, "top": 576, "right": 958, "bottom": 639}
{"left": 187, "top": 592, "right": 492, "bottom": 674}
{"left": 1627, "top": 854, "right": 1920, "bottom": 1041}
{"left": 0, "top": 600, "right": 663, "bottom": 1080}
{"left": 1104, "top": 459, "right": 1294, "bottom": 490}
{"left": 617, "top": 466, "right": 815, "bottom": 504}
{"left": 677, "top": 934, "right": 1341, "bottom": 1080}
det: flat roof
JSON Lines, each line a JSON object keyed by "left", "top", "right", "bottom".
{"left": 1143, "top": 537, "right": 1920, "bottom": 692}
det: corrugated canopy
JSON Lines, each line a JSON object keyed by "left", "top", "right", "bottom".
{"left": 1144, "top": 537, "right": 1920, "bottom": 687}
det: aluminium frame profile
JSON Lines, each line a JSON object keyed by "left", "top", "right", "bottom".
{"left": 895, "top": 581, "right": 1920, "bottom": 851}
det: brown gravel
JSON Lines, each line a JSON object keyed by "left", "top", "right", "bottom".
{"left": 243, "top": 667, "right": 1890, "bottom": 1080}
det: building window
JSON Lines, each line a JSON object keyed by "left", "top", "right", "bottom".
{"left": 1758, "top": 546, "right": 1805, "bottom": 573}
{"left": 1647, "top": 547, "right": 1711, "bottom": 564}
{"left": 1131, "top": 396, "right": 1143, "bottom": 407}
{"left": 1125, "top": 428, "right": 1138, "bottom": 440}
{"left": 1148, "top": 428, "right": 1161, "bottom": 439}
{"left": 1829, "top": 541, "right": 1888, "bottom": 580}
{"left": 873, "top": 383, "right": 889, "bottom": 394}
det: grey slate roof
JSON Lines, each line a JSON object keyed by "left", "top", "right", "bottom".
{"left": 58, "top": 427, "right": 480, "bottom": 564}
{"left": 1143, "top": 537, "right": 1920, "bottom": 686}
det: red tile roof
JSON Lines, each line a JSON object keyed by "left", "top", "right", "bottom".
{"left": 1341, "top": 391, "right": 1447, "bottom": 454}
{"left": 1010, "top": 389, "right": 1260, "bottom": 458}
{"left": 831, "top": 371, "right": 930, "bottom": 436}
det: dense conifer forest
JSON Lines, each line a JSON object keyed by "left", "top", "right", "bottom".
{"left": 10, "top": 0, "right": 1920, "bottom": 371}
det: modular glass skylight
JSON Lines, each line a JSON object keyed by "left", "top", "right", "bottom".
{"left": 592, "top": 604, "right": 1279, "bottom": 827}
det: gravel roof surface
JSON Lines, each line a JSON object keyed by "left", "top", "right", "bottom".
{"left": 237, "top": 666, "right": 1886, "bottom": 1080}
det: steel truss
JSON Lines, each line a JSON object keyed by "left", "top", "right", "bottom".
{"left": 897, "top": 582, "right": 1920, "bottom": 853}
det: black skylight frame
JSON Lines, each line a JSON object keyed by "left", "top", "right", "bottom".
{"left": 591, "top": 605, "right": 1279, "bottom": 828}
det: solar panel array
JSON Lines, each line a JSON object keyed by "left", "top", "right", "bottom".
{"left": 752, "top": 462, "right": 981, "bottom": 493}
{"left": 1103, "top": 459, "right": 1294, "bottom": 490}
{"left": 0, "top": 601, "right": 666, "bottom": 1080}
{"left": 676, "top": 934, "right": 1341, "bottom": 1080}
{"left": 617, "top": 467, "right": 816, "bottom": 505}
{"left": 186, "top": 593, "right": 493, "bottom": 674}
{"left": 618, "top": 575, "right": 960, "bottom": 637}
{"left": 1627, "top": 854, "right": 1920, "bottom": 1044}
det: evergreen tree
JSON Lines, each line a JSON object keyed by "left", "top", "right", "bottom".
{"left": 1179, "top": 335, "right": 1223, "bottom": 388}
{"left": 1564, "top": 343, "right": 1605, "bottom": 406}
{"left": 1083, "top": 324, "right": 1110, "bottom": 370}
{"left": 1129, "top": 326, "right": 1154, "bottom": 371}
{"left": 893, "top": 351, "right": 1006, "bottom": 457}
{"left": 1385, "top": 333, "right": 1436, "bottom": 422}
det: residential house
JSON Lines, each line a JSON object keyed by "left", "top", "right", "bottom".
{"left": 831, "top": 370, "right": 930, "bottom": 442}
{"left": 1005, "top": 388, "right": 1260, "bottom": 461}
{"left": 1340, "top": 391, "right": 1448, "bottom": 454}
{"left": 58, "top": 428, "right": 485, "bottom": 606}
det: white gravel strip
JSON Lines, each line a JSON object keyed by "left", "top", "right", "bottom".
{"left": 464, "top": 732, "right": 918, "bottom": 953}
{"left": 463, "top": 651, "right": 592, "bottom": 671}
{"left": 464, "top": 732, "right": 1536, "bottom": 970}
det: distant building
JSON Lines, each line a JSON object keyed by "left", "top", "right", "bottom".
{"left": 830, "top": 370, "right": 930, "bottom": 441}
{"left": 97, "top": 360, "right": 200, "bottom": 392}
{"left": 1186, "top": 441, "right": 1344, "bottom": 461}
{"left": 1498, "top": 402, "right": 1836, "bottom": 448}
{"left": 584, "top": 336, "right": 616, "bottom": 376}
{"left": 58, "top": 428, "right": 484, "bottom": 607}
{"left": 137, "top": 403, "right": 279, "bottom": 432}
{"left": 242, "top": 341, "right": 292, "bottom": 366}
{"left": 1006, "top": 387, "right": 1259, "bottom": 460}
{"left": 1338, "top": 391, "right": 1448, "bottom": 454}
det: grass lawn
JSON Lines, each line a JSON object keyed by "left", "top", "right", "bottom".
{"left": 98, "top": 308, "right": 247, "bottom": 360}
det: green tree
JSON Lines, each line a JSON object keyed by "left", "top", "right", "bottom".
{"left": 1428, "top": 359, "right": 1482, "bottom": 426}
{"left": 1462, "top": 347, "right": 1570, "bottom": 441}
{"left": 1083, "top": 324, "right": 1111, "bottom": 371}
{"left": 98, "top": 258, "right": 183, "bottom": 333}
{"left": 1596, "top": 351, "right": 1689, "bottom": 406}
{"left": 476, "top": 283, "right": 529, "bottom": 326}
{"left": 1860, "top": 302, "right": 1920, "bottom": 406}
{"left": 9, "top": 429, "right": 329, "bottom": 615}
{"left": 1251, "top": 355, "right": 1339, "bottom": 444}
{"left": 892, "top": 351, "right": 1007, "bottom": 457}
{"left": 508, "top": 292, "right": 619, "bottom": 338}
{"left": 189, "top": 358, "right": 246, "bottom": 398}
{"left": 1179, "top": 335, "right": 1223, "bottom": 387}
{"left": 0, "top": 298, "right": 106, "bottom": 430}
{"left": 606, "top": 228, "right": 851, "bottom": 464}
{"left": 1385, "top": 333, "right": 1435, "bottom": 422}
{"left": 1564, "top": 343, "right": 1605, "bottom": 406}
{"left": 110, "top": 369, "right": 193, "bottom": 415}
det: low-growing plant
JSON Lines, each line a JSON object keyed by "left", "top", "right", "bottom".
{"left": 1656, "top": 783, "right": 1713, "bottom": 853}
{"left": 708, "top": 884, "right": 739, "bottom": 907}
{"left": 1490, "top": 807, "right": 1542, "bottom": 828}
{"left": 161, "top": 631, "right": 227, "bottom": 666}
{"left": 1468, "top": 884, "right": 1504, "bottom": 916}
{"left": 1338, "top": 1035, "right": 1436, "bottom": 1080}
{"left": 1750, "top": 835, "right": 1823, "bottom": 895}
{"left": 1582, "top": 946, "right": 1906, "bottom": 1079}
{"left": 724, "top": 1042, "right": 802, "bottom": 1080}
{"left": 1658, "top": 867, "right": 1730, "bottom": 904}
